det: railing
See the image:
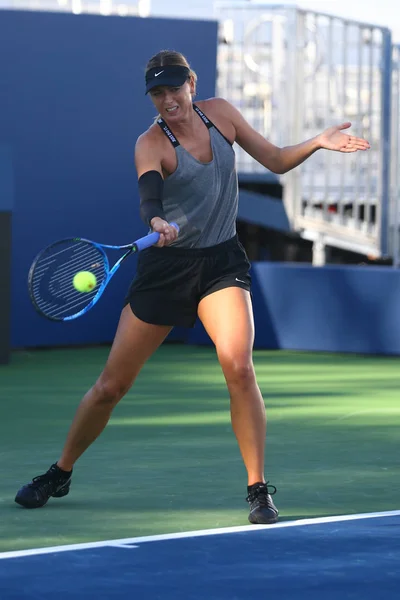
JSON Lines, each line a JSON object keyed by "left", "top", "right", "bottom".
{"left": 216, "top": 2, "right": 395, "bottom": 264}
{"left": 0, "top": 0, "right": 150, "bottom": 16}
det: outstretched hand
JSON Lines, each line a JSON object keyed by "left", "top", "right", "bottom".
{"left": 318, "top": 122, "right": 370, "bottom": 153}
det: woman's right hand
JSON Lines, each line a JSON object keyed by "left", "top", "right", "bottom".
{"left": 150, "top": 217, "right": 179, "bottom": 247}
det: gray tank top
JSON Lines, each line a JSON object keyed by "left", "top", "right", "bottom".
{"left": 157, "top": 104, "right": 238, "bottom": 248}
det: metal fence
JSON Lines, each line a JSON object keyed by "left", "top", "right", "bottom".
{"left": 0, "top": 0, "right": 149, "bottom": 16}
{"left": 216, "top": 2, "right": 397, "bottom": 264}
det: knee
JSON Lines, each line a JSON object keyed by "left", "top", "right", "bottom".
{"left": 219, "top": 354, "right": 255, "bottom": 389}
{"left": 92, "top": 376, "right": 131, "bottom": 408}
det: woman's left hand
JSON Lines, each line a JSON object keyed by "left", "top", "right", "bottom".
{"left": 318, "top": 122, "right": 370, "bottom": 153}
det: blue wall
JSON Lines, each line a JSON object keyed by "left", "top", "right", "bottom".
{"left": 188, "top": 263, "right": 400, "bottom": 356}
{"left": 0, "top": 10, "right": 218, "bottom": 347}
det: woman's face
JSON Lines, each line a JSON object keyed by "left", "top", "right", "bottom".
{"left": 149, "top": 78, "right": 195, "bottom": 121}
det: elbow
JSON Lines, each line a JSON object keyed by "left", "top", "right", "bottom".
{"left": 268, "top": 164, "right": 286, "bottom": 175}
{"left": 267, "top": 149, "right": 286, "bottom": 175}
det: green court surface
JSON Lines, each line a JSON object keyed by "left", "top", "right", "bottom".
{"left": 0, "top": 345, "right": 399, "bottom": 552}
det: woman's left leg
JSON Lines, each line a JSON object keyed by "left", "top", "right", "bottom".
{"left": 197, "top": 286, "right": 278, "bottom": 524}
{"left": 198, "top": 287, "right": 265, "bottom": 484}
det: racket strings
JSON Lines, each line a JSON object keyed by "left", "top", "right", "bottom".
{"left": 30, "top": 240, "right": 107, "bottom": 320}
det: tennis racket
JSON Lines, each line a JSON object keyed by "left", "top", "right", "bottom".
{"left": 28, "top": 223, "right": 179, "bottom": 322}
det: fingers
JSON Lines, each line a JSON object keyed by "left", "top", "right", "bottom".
{"left": 338, "top": 122, "right": 352, "bottom": 130}
{"left": 154, "top": 232, "right": 166, "bottom": 247}
{"left": 153, "top": 221, "right": 179, "bottom": 247}
{"left": 340, "top": 135, "right": 371, "bottom": 152}
{"left": 340, "top": 147, "right": 368, "bottom": 153}
{"left": 350, "top": 135, "right": 370, "bottom": 148}
{"left": 162, "top": 223, "right": 178, "bottom": 245}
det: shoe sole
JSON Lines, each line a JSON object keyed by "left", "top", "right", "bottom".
{"left": 248, "top": 512, "right": 279, "bottom": 525}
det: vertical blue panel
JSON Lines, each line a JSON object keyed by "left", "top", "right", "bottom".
{"left": 0, "top": 145, "right": 13, "bottom": 362}
{"left": 251, "top": 263, "right": 400, "bottom": 355}
{"left": 0, "top": 145, "right": 13, "bottom": 211}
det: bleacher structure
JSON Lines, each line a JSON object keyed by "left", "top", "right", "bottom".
{"left": 215, "top": 2, "right": 399, "bottom": 266}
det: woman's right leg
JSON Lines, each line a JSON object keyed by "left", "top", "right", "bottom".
{"left": 57, "top": 305, "right": 172, "bottom": 471}
{"left": 15, "top": 305, "right": 172, "bottom": 508}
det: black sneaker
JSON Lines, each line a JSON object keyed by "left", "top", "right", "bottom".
{"left": 246, "top": 481, "right": 279, "bottom": 524}
{"left": 15, "top": 463, "right": 72, "bottom": 508}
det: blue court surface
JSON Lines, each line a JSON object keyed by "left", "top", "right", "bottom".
{"left": 1, "top": 511, "right": 399, "bottom": 599}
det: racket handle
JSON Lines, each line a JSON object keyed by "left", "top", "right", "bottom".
{"left": 135, "top": 222, "right": 180, "bottom": 252}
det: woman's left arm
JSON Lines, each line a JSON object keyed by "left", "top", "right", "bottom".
{"left": 217, "top": 99, "right": 370, "bottom": 174}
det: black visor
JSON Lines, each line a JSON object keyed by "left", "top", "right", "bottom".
{"left": 145, "top": 65, "right": 190, "bottom": 94}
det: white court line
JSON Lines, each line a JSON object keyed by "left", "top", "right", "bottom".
{"left": 1, "top": 509, "right": 399, "bottom": 561}
{"left": 108, "top": 544, "right": 139, "bottom": 549}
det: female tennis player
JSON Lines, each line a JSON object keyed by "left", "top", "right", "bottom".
{"left": 15, "top": 50, "right": 370, "bottom": 523}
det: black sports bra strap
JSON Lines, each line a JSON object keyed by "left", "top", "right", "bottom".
{"left": 157, "top": 105, "right": 233, "bottom": 149}
{"left": 193, "top": 104, "right": 233, "bottom": 147}
{"left": 192, "top": 104, "right": 213, "bottom": 129}
{"left": 156, "top": 118, "right": 180, "bottom": 148}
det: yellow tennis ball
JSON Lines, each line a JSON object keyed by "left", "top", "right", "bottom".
{"left": 73, "top": 271, "right": 97, "bottom": 293}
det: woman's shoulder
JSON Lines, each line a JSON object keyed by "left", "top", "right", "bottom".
{"left": 196, "top": 98, "right": 238, "bottom": 128}
{"left": 196, "top": 98, "right": 237, "bottom": 144}
{"left": 137, "top": 120, "right": 163, "bottom": 142}
{"left": 195, "top": 97, "right": 233, "bottom": 114}
{"left": 135, "top": 121, "right": 166, "bottom": 154}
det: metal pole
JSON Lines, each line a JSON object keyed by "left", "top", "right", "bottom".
{"left": 312, "top": 233, "right": 326, "bottom": 266}
{"left": 379, "top": 28, "right": 392, "bottom": 258}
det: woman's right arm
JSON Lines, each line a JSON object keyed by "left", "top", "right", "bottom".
{"left": 135, "top": 132, "right": 178, "bottom": 247}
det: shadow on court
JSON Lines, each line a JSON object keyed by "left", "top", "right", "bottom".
{"left": 1, "top": 346, "right": 400, "bottom": 554}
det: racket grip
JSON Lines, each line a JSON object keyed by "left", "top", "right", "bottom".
{"left": 135, "top": 222, "right": 180, "bottom": 252}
